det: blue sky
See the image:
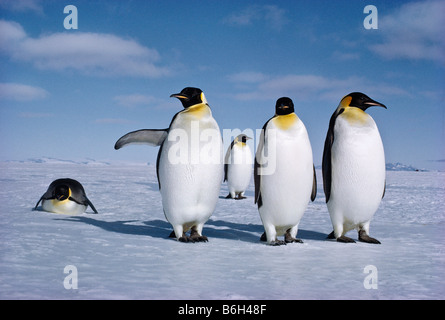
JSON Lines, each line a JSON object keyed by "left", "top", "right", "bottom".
{"left": 0, "top": 0, "right": 444, "bottom": 170}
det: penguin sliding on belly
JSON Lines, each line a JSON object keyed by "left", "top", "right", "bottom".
{"left": 115, "top": 87, "right": 223, "bottom": 243}
{"left": 34, "top": 178, "right": 98, "bottom": 215}
{"left": 322, "top": 92, "right": 386, "bottom": 244}
{"left": 224, "top": 134, "right": 253, "bottom": 200}
{"left": 255, "top": 97, "right": 317, "bottom": 246}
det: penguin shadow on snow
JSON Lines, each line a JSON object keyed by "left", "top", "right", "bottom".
{"left": 54, "top": 216, "right": 172, "bottom": 240}
{"left": 55, "top": 216, "right": 327, "bottom": 243}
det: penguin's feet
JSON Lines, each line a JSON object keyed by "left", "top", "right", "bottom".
{"left": 189, "top": 234, "right": 208, "bottom": 243}
{"left": 235, "top": 194, "right": 246, "bottom": 200}
{"left": 327, "top": 231, "right": 356, "bottom": 243}
{"left": 189, "top": 228, "right": 208, "bottom": 243}
{"left": 284, "top": 232, "right": 303, "bottom": 243}
{"left": 358, "top": 230, "right": 381, "bottom": 244}
{"left": 178, "top": 235, "right": 208, "bottom": 243}
{"left": 269, "top": 240, "right": 286, "bottom": 246}
{"left": 336, "top": 235, "right": 356, "bottom": 243}
{"left": 178, "top": 235, "right": 191, "bottom": 242}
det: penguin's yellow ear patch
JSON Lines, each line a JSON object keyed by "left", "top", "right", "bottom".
{"left": 200, "top": 92, "right": 208, "bottom": 105}
{"left": 340, "top": 96, "right": 352, "bottom": 109}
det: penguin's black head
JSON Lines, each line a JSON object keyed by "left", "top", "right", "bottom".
{"left": 54, "top": 185, "right": 70, "bottom": 201}
{"left": 236, "top": 134, "right": 251, "bottom": 144}
{"left": 275, "top": 97, "right": 295, "bottom": 115}
{"left": 170, "top": 87, "right": 207, "bottom": 109}
{"left": 347, "top": 92, "right": 387, "bottom": 111}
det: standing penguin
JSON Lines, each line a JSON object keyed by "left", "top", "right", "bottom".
{"left": 115, "top": 87, "right": 223, "bottom": 243}
{"left": 255, "top": 97, "right": 317, "bottom": 246}
{"left": 34, "top": 178, "right": 98, "bottom": 215}
{"left": 322, "top": 92, "right": 386, "bottom": 244}
{"left": 224, "top": 134, "right": 253, "bottom": 200}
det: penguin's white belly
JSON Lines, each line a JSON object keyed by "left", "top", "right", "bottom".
{"left": 42, "top": 199, "right": 86, "bottom": 215}
{"left": 329, "top": 122, "right": 385, "bottom": 230}
{"left": 227, "top": 147, "right": 252, "bottom": 193}
{"left": 259, "top": 129, "right": 313, "bottom": 234}
{"left": 158, "top": 116, "right": 223, "bottom": 228}
{"left": 227, "top": 163, "right": 251, "bottom": 193}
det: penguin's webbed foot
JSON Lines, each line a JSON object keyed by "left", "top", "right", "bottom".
{"left": 189, "top": 228, "right": 208, "bottom": 243}
{"left": 235, "top": 194, "right": 246, "bottom": 200}
{"left": 358, "top": 230, "right": 381, "bottom": 244}
{"left": 336, "top": 235, "right": 356, "bottom": 243}
{"left": 269, "top": 240, "right": 286, "bottom": 246}
{"left": 178, "top": 235, "right": 208, "bottom": 243}
{"left": 327, "top": 231, "right": 356, "bottom": 243}
{"left": 284, "top": 232, "right": 303, "bottom": 244}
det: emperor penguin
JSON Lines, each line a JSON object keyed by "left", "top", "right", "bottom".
{"left": 255, "top": 97, "right": 317, "bottom": 246}
{"left": 224, "top": 134, "right": 253, "bottom": 200}
{"left": 115, "top": 87, "right": 223, "bottom": 243}
{"left": 322, "top": 92, "right": 386, "bottom": 244}
{"left": 34, "top": 178, "right": 98, "bottom": 215}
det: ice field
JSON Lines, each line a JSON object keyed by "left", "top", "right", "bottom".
{"left": 0, "top": 159, "right": 444, "bottom": 300}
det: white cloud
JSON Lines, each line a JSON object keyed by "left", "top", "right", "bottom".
{"left": 0, "top": 0, "right": 43, "bottom": 14}
{"left": 369, "top": 0, "right": 445, "bottom": 64}
{"left": 228, "top": 72, "right": 408, "bottom": 102}
{"left": 0, "top": 82, "right": 48, "bottom": 101}
{"left": 0, "top": 20, "right": 171, "bottom": 77}
{"left": 223, "top": 5, "right": 288, "bottom": 30}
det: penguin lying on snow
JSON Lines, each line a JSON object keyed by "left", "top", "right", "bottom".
{"left": 224, "top": 134, "right": 253, "bottom": 200}
{"left": 115, "top": 87, "right": 223, "bottom": 243}
{"left": 255, "top": 97, "right": 317, "bottom": 246}
{"left": 34, "top": 178, "right": 98, "bottom": 215}
{"left": 322, "top": 92, "right": 386, "bottom": 244}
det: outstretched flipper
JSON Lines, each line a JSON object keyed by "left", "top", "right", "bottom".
{"left": 114, "top": 129, "right": 168, "bottom": 149}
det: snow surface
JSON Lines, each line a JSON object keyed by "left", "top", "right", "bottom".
{"left": 0, "top": 160, "right": 444, "bottom": 300}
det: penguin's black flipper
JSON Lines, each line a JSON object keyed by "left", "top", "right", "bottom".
{"left": 322, "top": 108, "right": 345, "bottom": 203}
{"left": 33, "top": 196, "right": 44, "bottom": 210}
{"left": 34, "top": 187, "right": 55, "bottom": 210}
{"left": 114, "top": 129, "right": 168, "bottom": 149}
{"left": 85, "top": 198, "right": 98, "bottom": 214}
{"left": 311, "top": 164, "right": 317, "bottom": 202}
{"left": 254, "top": 120, "right": 271, "bottom": 207}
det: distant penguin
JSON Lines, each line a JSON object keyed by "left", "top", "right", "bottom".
{"left": 115, "top": 87, "right": 223, "bottom": 243}
{"left": 255, "top": 97, "right": 317, "bottom": 245}
{"left": 34, "top": 178, "right": 98, "bottom": 215}
{"left": 224, "top": 134, "right": 253, "bottom": 200}
{"left": 322, "top": 92, "right": 386, "bottom": 244}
